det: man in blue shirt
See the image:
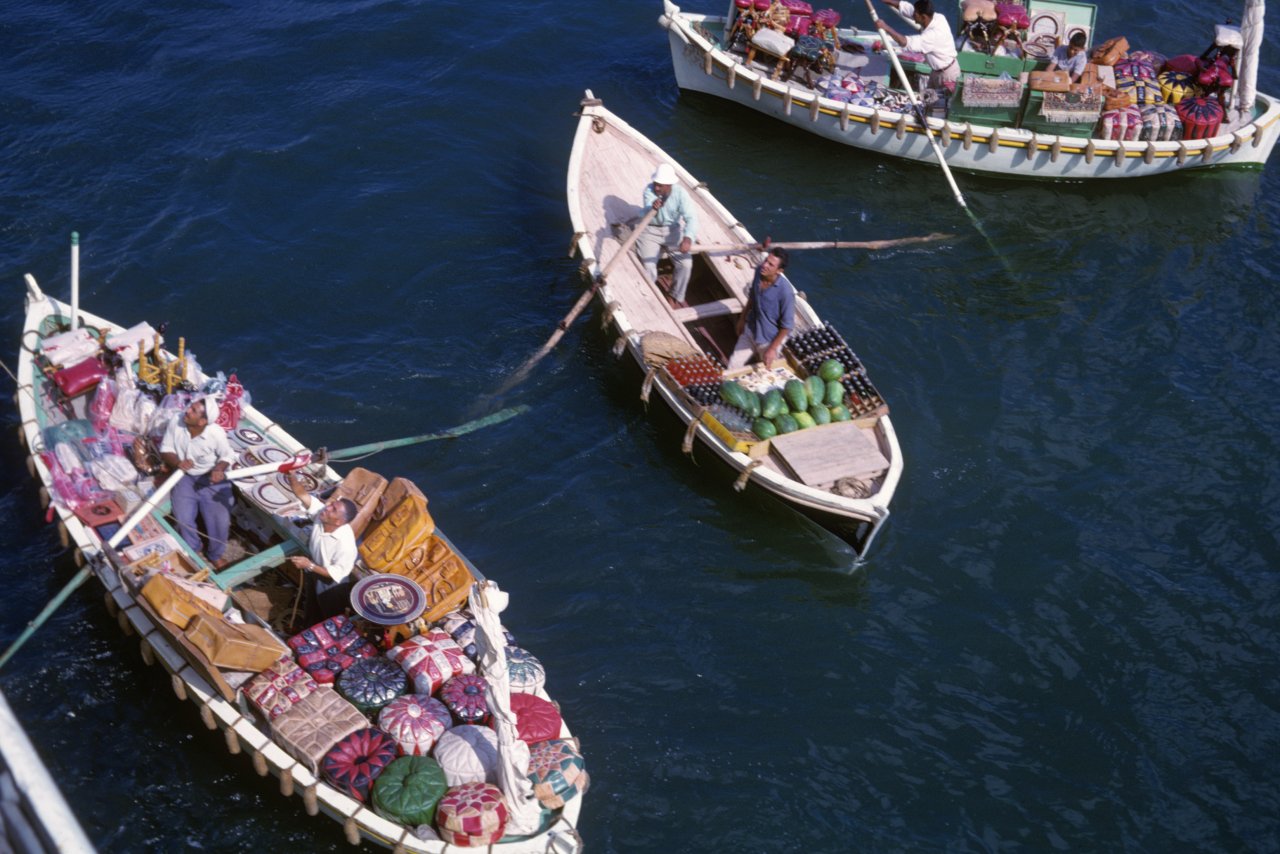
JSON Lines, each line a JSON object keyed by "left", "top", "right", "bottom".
{"left": 727, "top": 248, "right": 795, "bottom": 371}
{"left": 636, "top": 163, "right": 699, "bottom": 304}
{"left": 1047, "top": 32, "right": 1089, "bottom": 83}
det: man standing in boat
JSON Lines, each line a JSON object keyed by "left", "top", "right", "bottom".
{"left": 727, "top": 248, "right": 795, "bottom": 371}
{"left": 874, "top": 0, "right": 960, "bottom": 94}
{"left": 637, "top": 162, "right": 699, "bottom": 306}
{"left": 158, "top": 396, "right": 237, "bottom": 568}
{"left": 286, "top": 475, "right": 359, "bottom": 623}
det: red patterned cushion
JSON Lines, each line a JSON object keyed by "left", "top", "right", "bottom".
{"left": 377, "top": 694, "right": 452, "bottom": 756}
{"left": 440, "top": 674, "right": 490, "bottom": 726}
{"left": 386, "top": 629, "right": 473, "bottom": 694}
{"left": 322, "top": 728, "right": 399, "bottom": 803}
{"left": 509, "top": 693, "right": 562, "bottom": 744}
{"left": 287, "top": 615, "right": 377, "bottom": 684}
{"left": 436, "top": 782, "right": 508, "bottom": 846}
{"left": 245, "top": 654, "right": 320, "bottom": 720}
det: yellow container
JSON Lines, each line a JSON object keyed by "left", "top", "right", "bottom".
{"left": 699, "top": 410, "right": 754, "bottom": 454}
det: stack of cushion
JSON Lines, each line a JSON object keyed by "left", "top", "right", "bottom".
{"left": 527, "top": 739, "right": 589, "bottom": 810}
{"left": 437, "top": 610, "right": 513, "bottom": 662}
{"left": 387, "top": 629, "right": 474, "bottom": 694}
{"left": 269, "top": 688, "right": 370, "bottom": 773}
{"left": 336, "top": 657, "right": 408, "bottom": 713}
{"left": 1113, "top": 57, "right": 1156, "bottom": 81}
{"left": 440, "top": 674, "right": 491, "bottom": 725}
{"left": 1176, "top": 97, "right": 1225, "bottom": 140}
{"left": 245, "top": 654, "right": 320, "bottom": 721}
{"left": 322, "top": 727, "right": 399, "bottom": 802}
{"left": 378, "top": 695, "right": 453, "bottom": 756}
{"left": 510, "top": 693, "right": 562, "bottom": 745}
{"left": 371, "top": 755, "right": 449, "bottom": 827}
{"left": 1158, "top": 70, "right": 1201, "bottom": 105}
{"left": 1115, "top": 75, "right": 1163, "bottom": 107}
{"left": 1098, "top": 105, "right": 1143, "bottom": 141}
{"left": 505, "top": 647, "right": 546, "bottom": 694}
{"left": 1140, "top": 103, "right": 1183, "bottom": 141}
{"left": 435, "top": 782, "right": 509, "bottom": 847}
{"left": 287, "top": 616, "right": 377, "bottom": 684}
{"left": 434, "top": 725, "right": 529, "bottom": 788}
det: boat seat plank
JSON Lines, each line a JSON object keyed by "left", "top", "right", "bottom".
{"left": 212, "top": 540, "right": 302, "bottom": 591}
{"left": 673, "top": 297, "right": 741, "bottom": 323}
{"left": 767, "top": 421, "right": 890, "bottom": 485}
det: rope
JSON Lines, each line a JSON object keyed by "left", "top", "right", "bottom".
{"left": 733, "top": 459, "right": 764, "bottom": 492}
{"left": 640, "top": 366, "right": 657, "bottom": 405}
{"left": 681, "top": 418, "right": 699, "bottom": 455}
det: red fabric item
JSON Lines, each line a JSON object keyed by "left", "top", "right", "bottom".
{"left": 508, "top": 692, "right": 563, "bottom": 744}
{"left": 52, "top": 357, "right": 107, "bottom": 398}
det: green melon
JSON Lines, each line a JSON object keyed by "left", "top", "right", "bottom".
{"left": 818, "top": 359, "right": 845, "bottom": 382}
{"left": 825, "top": 380, "right": 845, "bottom": 407}
{"left": 783, "top": 379, "right": 808, "bottom": 413}
{"left": 719, "top": 381, "right": 753, "bottom": 412}
{"left": 808, "top": 403, "right": 831, "bottom": 425}
{"left": 829, "top": 404, "right": 851, "bottom": 422}
{"left": 753, "top": 417, "right": 778, "bottom": 440}
{"left": 804, "top": 375, "right": 826, "bottom": 409}
{"left": 793, "top": 410, "right": 816, "bottom": 430}
{"left": 760, "top": 389, "right": 786, "bottom": 419}
{"left": 773, "top": 413, "right": 799, "bottom": 434}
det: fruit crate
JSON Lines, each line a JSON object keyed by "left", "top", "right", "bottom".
{"left": 783, "top": 322, "right": 888, "bottom": 420}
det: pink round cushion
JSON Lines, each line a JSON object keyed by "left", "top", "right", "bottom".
{"left": 433, "top": 725, "right": 528, "bottom": 788}
{"left": 435, "top": 782, "right": 508, "bottom": 846}
{"left": 386, "top": 629, "right": 474, "bottom": 694}
{"left": 508, "top": 693, "right": 562, "bottom": 744}
{"left": 321, "top": 728, "right": 399, "bottom": 803}
{"left": 440, "top": 674, "right": 490, "bottom": 726}
{"left": 378, "top": 694, "right": 452, "bottom": 756}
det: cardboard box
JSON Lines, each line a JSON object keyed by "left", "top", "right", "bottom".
{"left": 1029, "top": 71, "right": 1071, "bottom": 92}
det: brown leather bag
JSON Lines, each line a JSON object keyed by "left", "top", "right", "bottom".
{"left": 329, "top": 467, "right": 387, "bottom": 538}
{"left": 360, "top": 479, "right": 435, "bottom": 573}
{"left": 141, "top": 573, "right": 224, "bottom": 629}
{"left": 383, "top": 534, "right": 476, "bottom": 624}
{"left": 1090, "top": 36, "right": 1129, "bottom": 67}
{"left": 184, "top": 614, "right": 287, "bottom": 671}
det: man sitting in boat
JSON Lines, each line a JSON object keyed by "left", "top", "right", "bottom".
{"left": 874, "top": 0, "right": 960, "bottom": 93}
{"left": 1047, "top": 31, "right": 1088, "bottom": 83}
{"left": 637, "top": 163, "right": 699, "bottom": 306}
{"left": 158, "top": 396, "right": 237, "bottom": 568}
{"left": 286, "top": 473, "right": 359, "bottom": 623}
{"left": 727, "top": 248, "right": 795, "bottom": 371}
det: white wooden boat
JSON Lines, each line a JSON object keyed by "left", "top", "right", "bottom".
{"left": 660, "top": 0, "right": 1280, "bottom": 179}
{"left": 567, "top": 91, "right": 903, "bottom": 556}
{"left": 12, "top": 267, "right": 585, "bottom": 852}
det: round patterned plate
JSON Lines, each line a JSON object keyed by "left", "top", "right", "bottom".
{"left": 249, "top": 480, "right": 300, "bottom": 513}
{"left": 276, "top": 471, "right": 320, "bottom": 493}
{"left": 232, "top": 427, "right": 265, "bottom": 447}
{"left": 350, "top": 575, "right": 427, "bottom": 626}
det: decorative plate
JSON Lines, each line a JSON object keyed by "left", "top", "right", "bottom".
{"left": 351, "top": 575, "right": 427, "bottom": 626}
{"left": 249, "top": 480, "right": 300, "bottom": 513}
{"left": 276, "top": 471, "right": 319, "bottom": 493}
{"left": 232, "top": 426, "right": 265, "bottom": 447}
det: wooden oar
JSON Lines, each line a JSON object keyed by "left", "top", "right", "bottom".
{"left": 692, "top": 232, "right": 954, "bottom": 254}
{"left": 865, "top": 0, "right": 968, "bottom": 209}
{"left": 496, "top": 205, "right": 661, "bottom": 395}
{"left": 324, "top": 405, "right": 529, "bottom": 461}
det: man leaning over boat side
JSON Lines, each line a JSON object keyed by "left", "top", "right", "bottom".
{"left": 158, "top": 396, "right": 237, "bottom": 569}
{"left": 286, "top": 474, "right": 359, "bottom": 624}
{"left": 727, "top": 248, "right": 795, "bottom": 372}
{"left": 875, "top": 0, "right": 960, "bottom": 94}
{"left": 637, "top": 162, "right": 699, "bottom": 306}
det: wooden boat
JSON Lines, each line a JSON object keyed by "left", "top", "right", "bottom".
{"left": 12, "top": 265, "right": 585, "bottom": 852}
{"left": 567, "top": 91, "right": 903, "bottom": 556}
{"left": 660, "top": 0, "right": 1280, "bottom": 179}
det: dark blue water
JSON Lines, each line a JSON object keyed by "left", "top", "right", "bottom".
{"left": 2, "top": 0, "right": 1278, "bottom": 851}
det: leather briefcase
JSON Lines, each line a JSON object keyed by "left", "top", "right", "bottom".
{"left": 184, "top": 614, "right": 287, "bottom": 672}
{"left": 141, "top": 573, "right": 224, "bottom": 630}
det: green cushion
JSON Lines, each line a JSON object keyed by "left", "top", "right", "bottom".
{"left": 371, "top": 756, "right": 448, "bottom": 827}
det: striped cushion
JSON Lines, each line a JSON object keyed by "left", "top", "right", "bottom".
{"left": 287, "top": 615, "right": 377, "bottom": 684}
{"left": 386, "top": 629, "right": 474, "bottom": 694}
{"left": 436, "top": 782, "right": 508, "bottom": 846}
{"left": 378, "top": 694, "right": 452, "bottom": 756}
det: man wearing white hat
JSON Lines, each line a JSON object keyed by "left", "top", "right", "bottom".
{"left": 637, "top": 162, "right": 699, "bottom": 304}
{"left": 158, "top": 396, "right": 237, "bottom": 567}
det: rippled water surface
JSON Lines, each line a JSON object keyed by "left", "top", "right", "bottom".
{"left": 1, "top": 1, "right": 1278, "bottom": 851}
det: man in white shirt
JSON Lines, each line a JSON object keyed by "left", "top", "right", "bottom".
{"left": 876, "top": 0, "right": 960, "bottom": 93}
{"left": 286, "top": 474, "right": 359, "bottom": 622}
{"left": 159, "top": 396, "right": 237, "bottom": 567}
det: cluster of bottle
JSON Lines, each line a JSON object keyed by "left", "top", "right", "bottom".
{"left": 664, "top": 353, "right": 725, "bottom": 407}
{"left": 706, "top": 403, "right": 753, "bottom": 433}
{"left": 785, "top": 322, "right": 887, "bottom": 419}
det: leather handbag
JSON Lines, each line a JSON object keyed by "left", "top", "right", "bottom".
{"left": 330, "top": 467, "right": 387, "bottom": 538}
{"left": 51, "top": 357, "right": 108, "bottom": 399}
{"left": 141, "top": 573, "right": 225, "bottom": 629}
{"left": 184, "top": 614, "right": 287, "bottom": 671}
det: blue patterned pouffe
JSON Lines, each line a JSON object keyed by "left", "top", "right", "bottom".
{"left": 337, "top": 657, "right": 408, "bottom": 713}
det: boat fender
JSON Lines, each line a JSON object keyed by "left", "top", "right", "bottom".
{"left": 783, "top": 89, "right": 794, "bottom": 116}
{"left": 578, "top": 260, "right": 594, "bottom": 282}
{"left": 1144, "top": 142, "right": 1156, "bottom": 164}
{"left": 1025, "top": 135, "right": 1037, "bottom": 162}
{"left": 566, "top": 232, "right": 585, "bottom": 258}
{"left": 252, "top": 750, "right": 268, "bottom": 777}
{"left": 704, "top": 52, "right": 713, "bottom": 75}
{"left": 280, "top": 767, "right": 295, "bottom": 797}
{"left": 728, "top": 63, "right": 737, "bottom": 89}
{"left": 753, "top": 76, "right": 763, "bottom": 100}
{"left": 140, "top": 638, "right": 155, "bottom": 666}
{"left": 895, "top": 114, "right": 907, "bottom": 140}
{"left": 224, "top": 725, "right": 241, "bottom": 755}
{"left": 1113, "top": 145, "right": 1125, "bottom": 166}
{"left": 682, "top": 418, "right": 699, "bottom": 455}
{"left": 1050, "top": 139, "right": 1062, "bottom": 162}
{"left": 393, "top": 840, "right": 409, "bottom": 854}
{"left": 641, "top": 366, "right": 657, "bottom": 405}
{"left": 1253, "top": 128, "right": 1263, "bottom": 148}
{"left": 734, "top": 459, "right": 764, "bottom": 492}
{"left": 118, "top": 609, "right": 134, "bottom": 636}
{"left": 1176, "top": 142, "right": 1188, "bottom": 164}
{"left": 963, "top": 124, "right": 973, "bottom": 149}
{"left": 600, "top": 300, "right": 621, "bottom": 330}
{"left": 1230, "top": 131, "right": 1244, "bottom": 153}
{"left": 870, "top": 110, "right": 880, "bottom": 135}
{"left": 26, "top": 455, "right": 36, "bottom": 478}
{"left": 103, "top": 591, "right": 118, "bottom": 617}
{"left": 303, "top": 785, "right": 319, "bottom": 816}
{"left": 988, "top": 130, "right": 999, "bottom": 154}
{"left": 1202, "top": 142, "right": 1214, "bottom": 163}
{"left": 56, "top": 519, "right": 70, "bottom": 547}
{"left": 38, "top": 484, "right": 49, "bottom": 509}
{"left": 809, "top": 97, "right": 820, "bottom": 122}
{"left": 940, "top": 123, "right": 952, "bottom": 145}
{"left": 200, "top": 704, "right": 217, "bottom": 730}
{"left": 1085, "top": 139, "right": 1096, "bottom": 163}
{"left": 345, "top": 817, "right": 361, "bottom": 846}
{"left": 612, "top": 335, "right": 627, "bottom": 358}
{"left": 171, "top": 673, "right": 187, "bottom": 701}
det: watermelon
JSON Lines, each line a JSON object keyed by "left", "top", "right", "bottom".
{"left": 719, "top": 381, "right": 753, "bottom": 412}
{"left": 804, "top": 376, "right": 826, "bottom": 409}
{"left": 818, "top": 359, "right": 845, "bottom": 382}
{"left": 752, "top": 417, "right": 778, "bottom": 440}
{"left": 783, "top": 379, "right": 808, "bottom": 413}
{"left": 744, "top": 391, "right": 761, "bottom": 418}
{"left": 773, "top": 413, "right": 799, "bottom": 434}
{"left": 761, "top": 389, "right": 786, "bottom": 419}
{"left": 808, "top": 403, "right": 831, "bottom": 426}
{"left": 793, "top": 411, "right": 816, "bottom": 430}
{"left": 825, "top": 380, "right": 845, "bottom": 407}
{"left": 829, "top": 404, "right": 851, "bottom": 422}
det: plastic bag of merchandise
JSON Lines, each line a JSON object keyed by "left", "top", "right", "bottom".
{"left": 89, "top": 377, "right": 117, "bottom": 433}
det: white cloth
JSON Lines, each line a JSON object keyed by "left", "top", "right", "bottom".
{"left": 897, "top": 2, "right": 958, "bottom": 72}
{"left": 302, "top": 495, "right": 357, "bottom": 583}
{"left": 158, "top": 418, "right": 235, "bottom": 476}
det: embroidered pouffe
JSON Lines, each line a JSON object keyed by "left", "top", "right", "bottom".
{"left": 269, "top": 687, "right": 369, "bottom": 774}
{"left": 378, "top": 695, "right": 452, "bottom": 756}
{"left": 387, "top": 629, "right": 474, "bottom": 694}
{"left": 1158, "top": 70, "right": 1200, "bottom": 105}
{"left": 1140, "top": 103, "right": 1182, "bottom": 142}
{"left": 509, "top": 693, "right": 562, "bottom": 744}
{"left": 1113, "top": 57, "right": 1155, "bottom": 81}
{"left": 505, "top": 646, "right": 545, "bottom": 694}
{"left": 1116, "top": 74, "right": 1163, "bottom": 107}
{"left": 336, "top": 657, "right": 407, "bottom": 713}
{"left": 438, "top": 610, "right": 513, "bottom": 661}
{"left": 1127, "top": 49, "right": 1166, "bottom": 71}
{"left": 440, "top": 674, "right": 491, "bottom": 726}
{"left": 790, "top": 34, "right": 825, "bottom": 62}
{"left": 433, "top": 725, "right": 529, "bottom": 788}
{"left": 245, "top": 654, "right": 320, "bottom": 721}
{"left": 371, "top": 755, "right": 448, "bottom": 827}
{"left": 1177, "top": 96, "right": 1225, "bottom": 140}
{"left": 435, "top": 782, "right": 508, "bottom": 847}
{"left": 527, "top": 739, "right": 589, "bottom": 810}
{"left": 288, "top": 615, "right": 377, "bottom": 684}
{"left": 322, "top": 727, "right": 399, "bottom": 803}
{"left": 1098, "top": 105, "right": 1143, "bottom": 141}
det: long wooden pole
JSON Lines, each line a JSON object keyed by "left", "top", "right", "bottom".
{"left": 497, "top": 205, "right": 660, "bottom": 395}
{"left": 325, "top": 405, "right": 529, "bottom": 461}
{"left": 692, "top": 232, "right": 953, "bottom": 254}
{"left": 865, "top": 0, "right": 968, "bottom": 209}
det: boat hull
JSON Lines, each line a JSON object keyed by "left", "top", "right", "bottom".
{"left": 661, "top": 1, "right": 1280, "bottom": 180}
